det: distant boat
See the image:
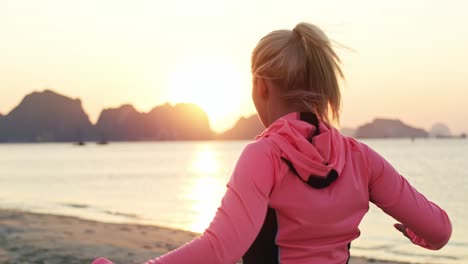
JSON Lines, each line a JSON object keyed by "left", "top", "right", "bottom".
{"left": 97, "top": 139, "right": 108, "bottom": 145}
{"left": 97, "top": 134, "right": 109, "bottom": 145}
{"left": 75, "top": 140, "right": 86, "bottom": 146}
{"left": 75, "top": 128, "right": 86, "bottom": 146}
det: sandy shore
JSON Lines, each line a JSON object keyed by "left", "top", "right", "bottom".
{"left": 0, "top": 209, "right": 410, "bottom": 264}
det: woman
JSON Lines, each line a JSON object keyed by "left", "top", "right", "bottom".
{"left": 93, "top": 22, "right": 451, "bottom": 264}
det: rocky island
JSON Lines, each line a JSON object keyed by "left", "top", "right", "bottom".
{"left": 354, "top": 118, "right": 428, "bottom": 138}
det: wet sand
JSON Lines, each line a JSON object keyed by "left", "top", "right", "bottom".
{"left": 0, "top": 209, "right": 410, "bottom": 264}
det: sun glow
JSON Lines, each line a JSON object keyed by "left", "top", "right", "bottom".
{"left": 167, "top": 54, "right": 248, "bottom": 132}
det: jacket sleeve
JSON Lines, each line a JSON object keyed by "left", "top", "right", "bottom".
{"left": 146, "top": 141, "right": 277, "bottom": 263}
{"left": 365, "top": 145, "right": 452, "bottom": 250}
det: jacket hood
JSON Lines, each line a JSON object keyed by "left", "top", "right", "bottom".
{"left": 256, "top": 112, "right": 346, "bottom": 184}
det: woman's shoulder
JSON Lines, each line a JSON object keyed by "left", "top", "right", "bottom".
{"left": 333, "top": 133, "right": 385, "bottom": 171}
{"left": 338, "top": 135, "right": 392, "bottom": 175}
{"left": 238, "top": 138, "right": 287, "bottom": 177}
{"left": 244, "top": 137, "right": 282, "bottom": 158}
{"left": 337, "top": 133, "right": 372, "bottom": 154}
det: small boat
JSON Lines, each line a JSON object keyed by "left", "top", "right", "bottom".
{"left": 97, "top": 139, "right": 108, "bottom": 145}
{"left": 75, "top": 140, "right": 86, "bottom": 146}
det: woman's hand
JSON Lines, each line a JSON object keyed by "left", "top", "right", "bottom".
{"left": 393, "top": 223, "right": 438, "bottom": 250}
{"left": 393, "top": 223, "right": 410, "bottom": 239}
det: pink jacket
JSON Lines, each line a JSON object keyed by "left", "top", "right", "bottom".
{"left": 93, "top": 112, "right": 451, "bottom": 264}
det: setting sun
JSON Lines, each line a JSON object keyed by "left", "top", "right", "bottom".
{"left": 166, "top": 54, "right": 248, "bottom": 132}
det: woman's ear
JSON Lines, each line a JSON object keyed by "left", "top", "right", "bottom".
{"left": 255, "top": 77, "right": 269, "bottom": 100}
{"left": 252, "top": 77, "right": 270, "bottom": 128}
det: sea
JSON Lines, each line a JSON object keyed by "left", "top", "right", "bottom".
{"left": 0, "top": 139, "right": 466, "bottom": 263}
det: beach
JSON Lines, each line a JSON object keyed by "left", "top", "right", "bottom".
{"left": 0, "top": 209, "right": 411, "bottom": 264}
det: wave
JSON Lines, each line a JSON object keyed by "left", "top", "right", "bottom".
{"left": 62, "top": 203, "right": 90, "bottom": 209}
{"left": 60, "top": 202, "right": 142, "bottom": 220}
{"left": 103, "top": 210, "right": 141, "bottom": 220}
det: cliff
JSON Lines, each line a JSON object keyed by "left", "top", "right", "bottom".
{"left": 218, "top": 115, "right": 264, "bottom": 140}
{"left": 144, "top": 103, "right": 213, "bottom": 140}
{"left": 429, "top": 123, "right": 452, "bottom": 137}
{"left": 0, "top": 90, "right": 215, "bottom": 142}
{"left": 95, "top": 103, "right": 213, "bottom": 141}
{"left": 339, "top": 127, "right": 356, "bottom": 137}
{"left": 95, "top": 104, "right": 146, "bottom": 141}
{"left": 0, "top": 90, "right": 95, "bottom": 142}
{"left": 355, "top": 118, "right": 428, "bottom": 138}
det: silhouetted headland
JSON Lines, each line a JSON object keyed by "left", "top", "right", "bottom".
{"left": 0, "top": 90, "right": 95, "bottom": 142}
{"left": 0, "top": 90, "right": 214, "bottom": 142}
{"left": 340, "top": 127, "right": 356, "bottom": 137}
{"left": 0, "top": 90, "right": 464, "bottom": 142}
{"left": 96, "top": 103, "right": 212, "bottom": 141}
{"left": 355, "top": 118, "right": 428, "bottom": 138}
{"left": 217, "top": 115, "right": 264, "bottom": 140}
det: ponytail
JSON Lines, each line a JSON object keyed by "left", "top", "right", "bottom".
{"left": 251, "top": 22, "right": 343, "bottom": 125}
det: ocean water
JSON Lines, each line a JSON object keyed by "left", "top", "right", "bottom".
{"left": 0, "top": 139, "right": 466, "bottom": 263}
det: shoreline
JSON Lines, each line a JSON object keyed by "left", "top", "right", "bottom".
{"left": 0, "top": 209, "right": 411, "bottom": 264}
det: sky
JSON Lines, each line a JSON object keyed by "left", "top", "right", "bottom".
{"left": 1, "top": 0, "right": 467, "bottom": 133}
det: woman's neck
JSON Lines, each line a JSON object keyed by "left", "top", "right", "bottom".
{"left": 265, "top": 101, "right": 301, "bottom": 127}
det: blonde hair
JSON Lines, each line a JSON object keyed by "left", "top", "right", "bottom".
{"left": 251, "top": 22, "right": 343, "bottom": 125}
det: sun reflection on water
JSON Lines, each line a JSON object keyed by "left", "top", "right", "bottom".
{"left": 191, "top": 148, "right": 220, "bottom": 175}
{"left": 186, "top": 146, "right": 226, "bottom": 233}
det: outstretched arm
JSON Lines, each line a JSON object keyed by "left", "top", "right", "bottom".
{"left": 366, "top": 145, "right": 452, "bottom": 250}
